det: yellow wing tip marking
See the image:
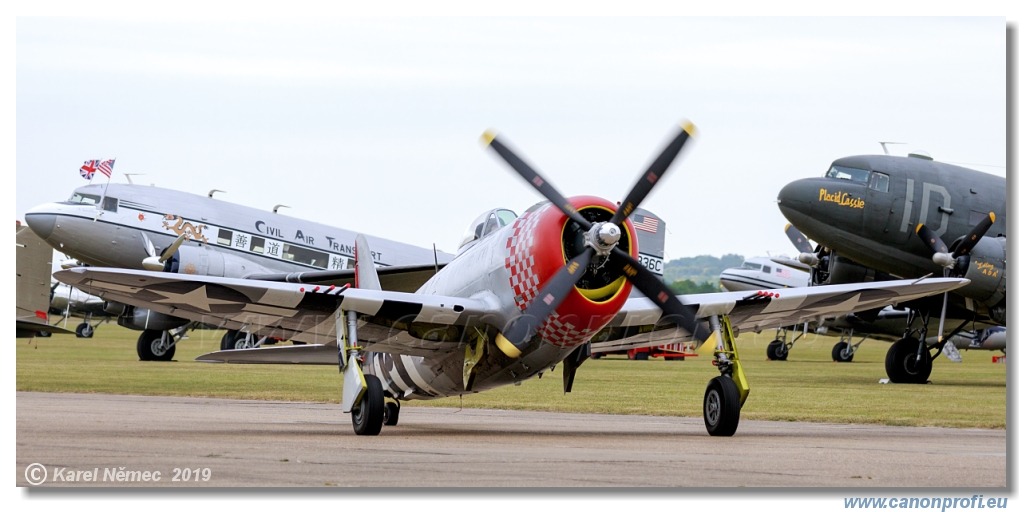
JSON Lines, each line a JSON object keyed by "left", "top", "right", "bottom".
{"left": 988, "top": 212, "right": 996, "bottom": 222}
{"left": 915, "top": 223, "right": 925, "bottom": 234}
{"left": 480, "top": 130, "right": 497, "bottom": 147}
{"left": 681, "top": 121, "right": 698, "bottom": 137}
{"left": 495, "top": 333, "right": 522, "bottom": 358}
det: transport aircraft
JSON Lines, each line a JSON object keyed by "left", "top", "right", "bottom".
{"left": 25, "top": 182, "right": 459, "bottom": 359}
{"left": 56, "top": 122, "right": 967, "bottom": 436}
{"left": 777, "top": 152, "right": 1006, "bottom": 382}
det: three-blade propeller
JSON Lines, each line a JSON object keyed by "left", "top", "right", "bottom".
{"left": 483, "top": 122, "right": 709, "bottom": 358}
{"left": 916, "top": 212, "right": 995, "bottom": 272}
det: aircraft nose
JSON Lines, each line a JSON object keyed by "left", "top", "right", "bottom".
{"left": 776, "top": 179, "right": 819, "bottom": 220}
{"left": 24, "top": 205, "right": 58, "bottom": 240}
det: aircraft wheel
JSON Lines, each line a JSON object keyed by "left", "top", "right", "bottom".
{"left": 136, "top": 329, "right": 175, "bottom": 362}
{"left": 384, "top": 401, "right": 401, "bottom": 426}
{"left": 766, "top": 339, "right": 788, "bottom": 361}
{"left": 832, "top": 341, "right": 854, "bottom": 363}
{"left": 75, "top": 323, "right": 94, "bottom": 338}
{"left": 703, "top": 376, "right": 741, "bottom": 437}
{"left": 352, "top": 375, "right": 385, "bottom": 436}
{"left": 232, "top": 332, "right": 254, "bottom": 350}
{"left": 631, "top": 351, "right": 649, "bottom": 361}
{"left": 220, "top": 330, "right": 239, "bottom": 351}
{"left": 38, "top": 330, "right": 52, "bottom": 338}
{"left": 885, "top": 337, "right": 932, "bottom": 384}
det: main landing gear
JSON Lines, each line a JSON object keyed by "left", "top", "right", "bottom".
{"left": 831, "top": 328, "right": 868, "bottom": 363}
{"left": 703, "top": 315, "right": 749, "bottom": 436}
{"left": 136, "top": 329, "right": 177, "bottom": 361}
{"left": 884, "top": 309, "right": 970, "bottom": 384}
{"left": 336, "top": 307, "right": 400, "bottom": 436}
{"left": 765, "top": 324, "right": 804, "bottom": 361}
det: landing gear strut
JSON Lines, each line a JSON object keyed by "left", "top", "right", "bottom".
{"left": 884, "top": 309, "right": 971, "bottom": 383}
{"left": 766, "top": 324, "right": 807, "bottom": 361}
{"left": 136, "top": 329, "right": 177, "bottom": 361}
{"left": 831, "top": 329, "right": 867, "bottom": 363}
{"left": 703, "top": 315, "right": 748, "bottom": 436}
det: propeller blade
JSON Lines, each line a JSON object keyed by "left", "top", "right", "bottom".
{"left": 140, "top": 232, "right": 157, "bottom": 258}
{"left": 496, "top": 248, "right": 596, "bottom": 358}
{"left": 610, "top": 122, "right": 696, "bottom": 226}
{"left": 481, "top": 131, "right": 593, "bottom": 230}
{"left": 160, "top": 234, "right": 188, "bottom": 262}
{"left": 915, "top": 223, "right": 954, "bottom": 268}
{"left": 952, "top": 212, "right": 996, "bottom": 258}
{"left": 784, "top": 224, "right": 814, "bottom": 254}
{"left": 608, "top": 247, "right": 710, "bottom": 341}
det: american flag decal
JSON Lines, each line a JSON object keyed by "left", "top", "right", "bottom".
{"left": 632, "top": 215, "right": 659, "bottom": 234}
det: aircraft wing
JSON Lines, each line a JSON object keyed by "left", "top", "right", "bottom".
{"left": 592, "top": 277, "right": 969, "bottom": 353}
{"left": 244, "top": 263, "right": 445, "bottom": 293}
{"left": 54, "top": 267, "right": 503, "bottom": 362}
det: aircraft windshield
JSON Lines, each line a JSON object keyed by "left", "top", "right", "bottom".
{"left": 67, "top": 192, "right": 101, "bottom": 205}
{"left": 824, "top": 164, "right": 870, "bottom": 184}
{"left": 458, "top": 208, "right": 518, "bottom": 252}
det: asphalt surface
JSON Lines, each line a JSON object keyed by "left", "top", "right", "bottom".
{"left": 16, "top": 392, "right": 1006, "bottom": 488}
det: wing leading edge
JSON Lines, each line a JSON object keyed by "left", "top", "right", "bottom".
{"left": 593, "top": 277, "right": 969, "bottom": 353}
{"left": 55, "top": 267, "right": 504, "bottom": 361}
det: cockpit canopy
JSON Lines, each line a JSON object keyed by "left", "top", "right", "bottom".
{"left": 458, "top": 208, "right": 518, "bottom": 253}
{"left": 824, "top": 163, "right": 890, "bottom": 193}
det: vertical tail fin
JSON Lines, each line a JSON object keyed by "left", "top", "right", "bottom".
{"left": 353, "top": 235, "right": 382, "bottom": 291}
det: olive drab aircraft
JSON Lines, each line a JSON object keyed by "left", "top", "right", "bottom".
{"left": 777, "top": 152, "right": 1006, "bottom": 383}
{"left": 56, "top": 122, "right": 968, "bottom": 437}
{"left": 25, "top": 182, "right": 461, "bottom": 360}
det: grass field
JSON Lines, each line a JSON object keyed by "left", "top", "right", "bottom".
{"left": 16, "top": 324, "right": 1007, "bottom": 429}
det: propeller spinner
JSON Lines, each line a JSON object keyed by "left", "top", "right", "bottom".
{"left": 483, "top": 122, "right": 708, "bottom": 358}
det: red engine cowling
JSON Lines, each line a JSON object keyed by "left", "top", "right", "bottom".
{"left": 504, "top": 195, "right": 638, "bottom": 350}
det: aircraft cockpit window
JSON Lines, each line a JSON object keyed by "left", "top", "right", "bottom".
{"left": 458, "top": 208, "right": 518, "bottom": 252}
{"left": 101, "top": 196, "right": 118, "bottom": 213}
{"left": 67, "top": 193, "right": 101, "bottom": 205}
{"left": 869, "top": 172, "right": 890, "bottom": 193}
{"left": 824, "top": 165, "right": 870, "bottom": 184}
{"left": 741, "top": 261, "right": 760, "bottom": 270}
{"left": 761, "top": 265, "right": 771, "bottom": 274}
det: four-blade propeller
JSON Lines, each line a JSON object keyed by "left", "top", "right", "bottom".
{"left": 483, "top": 122, "right": 709, "bottom": 358}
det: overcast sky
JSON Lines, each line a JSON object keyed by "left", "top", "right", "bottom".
{"left": 14, "top": 16, "right": 1009, "bottom": 262}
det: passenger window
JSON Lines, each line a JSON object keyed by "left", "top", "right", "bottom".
{"left": 101, "top": 196, "right": 118, "bottom": 212}
{"left": 761, "top": 265, "right": 771, "bottom": 274}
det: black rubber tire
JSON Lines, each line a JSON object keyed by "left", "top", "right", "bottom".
{"left": 885, "top": 337, "right": 932, "bottom": 384}
{"left": 220, "top": 330, "right": 238, "bottom": 351}
{"left": 37, "top": 330, "right": 52, "bottom": 338}
{"left": 832, "top": 341, "right": 854, "bottom": 363}
{"left": 384, "top": 401, "right": 400, "bottom": 426}
{"left": 136, "top": 329, "right": 175, "bottom": 362}
{"left": 75, "top": 323, "right": 94, "bottom": 338}
{"left": 704, "top": 376, "right": 741, "bottom": 437}
{"left": 352, "top": 375, "right": 385, "bottom": 436}
{"left": 633, "top": 351, "right": 649, "bottom": 361}
{"left": 766, "top": 339, "right": 788, "bottom": 361}
{"left": 232, "top": 332, "right": 252, "bottom": 350}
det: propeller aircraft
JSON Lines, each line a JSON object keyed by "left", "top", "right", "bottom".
{"left": 777, "top": 152, "right": 1006, "bottom": 382}
{"left": 56, "top": 122, "right": 968, "bottom": 436}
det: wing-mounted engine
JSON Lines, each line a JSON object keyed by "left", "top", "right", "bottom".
{"left": 948, "top": 235, "right": 1006, "bottom": 322}
{"left": 917, "top": 212, "right": 1006, "bottom": 324}
{"left": 161, "top": 244, "right": 277, "bottom": 278}
{"left": 784, "top": 224, "right": 892, "bottom": 287}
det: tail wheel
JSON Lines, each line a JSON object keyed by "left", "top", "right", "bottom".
{"left": 766, "top": 339, "right": 788, "bottom": 361}
{"left": 704, "top": 376, "right": 741, "bottom": 437}
{"left": 832, "top": 341, "right": 854, "bottom": 363}
{"left": 352, "top": 375, "right": 385, "bottom": 436}
{"left": 885, "top": 337, "right": 932, "bottom": 384}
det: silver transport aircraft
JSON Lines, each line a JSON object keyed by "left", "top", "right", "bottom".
{"left": 25, "top": 182, "right": 460, "bottom": 359}
{"left": 56, "top": 122, "right": 967, "bottom": 437}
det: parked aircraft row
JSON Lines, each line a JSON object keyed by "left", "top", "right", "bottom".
{"left": 46, "top": 122, "right": 968, "bottom": 437}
